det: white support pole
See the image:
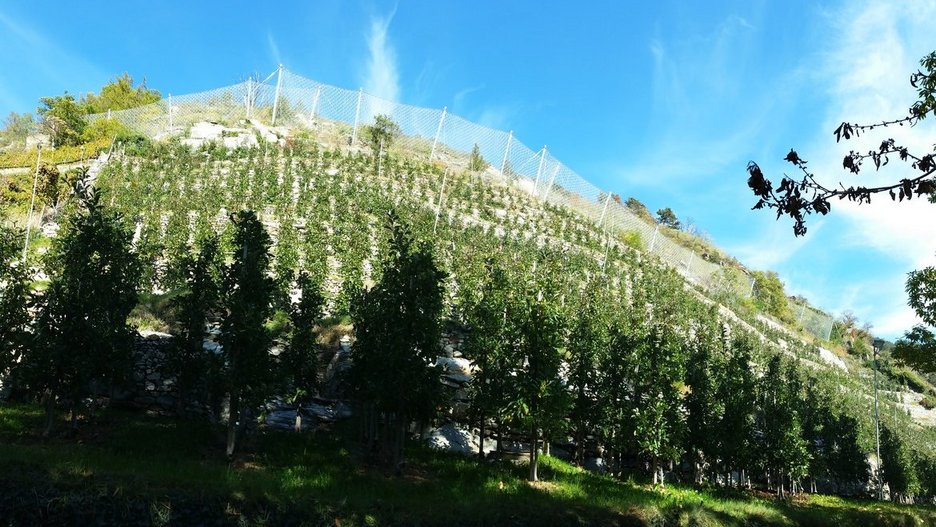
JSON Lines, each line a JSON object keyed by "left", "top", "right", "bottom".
{"left": 107, "top": 109, "right": 111, "bottom": 120}
{"left": 271, "top": 64, "right": 284, "bottom": 126}
{"left": 749, "top": 277, "right": 756, "bottom": 297}
{"left": 648, "top": 224, "right": 660, "bottom": 253}
{"left": 168, "top": 94, "right": 173, "bottom": 130}
{"left": 542, "top": 164, "right": 560, "bottom": 203}
{"left": 500, "top": 131, "right": 513, "bottom": 176}
{"left": 685, "top": 251, "right": 694, "bottom": 271}
{"left": 22, "top": 147, "right": 43, "bottom": 262}
{"left": 309, "top": 86, "right": 321, "bottom": 123}
{"left": 429, "top": 106, "right": 447, "bottom": 161}
{"left": 597, "top": 192, "right": 612, "bottom": 228}
{"left": 246, "top": 77, "right": 252, "bottom": 118}
{"left": 351, "top": 88, "right": 364, "bottom": 145}
{"left": 534, "top": 146, "right": 547, "bottom": 196}
{"left": 433, "top": 169, "right": 449, "bottom": 234}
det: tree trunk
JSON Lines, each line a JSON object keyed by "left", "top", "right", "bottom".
{"left": 42, "top": 389, "right": 56, "bottom": 437}
{"left": 529, "top": 423, "right": 539, "bottom": 482}
{"left": 652, "top": 458, "right": 660, "bottom": 485}
{"left": 294, "top": 404, "right": 302, "bottom": 433}
{"left": 495, "top": 418, "right": 503, "bottom": 454}
{"left": 70, "top": 398, "right": 79, "bottom": 432}
{"left": 226, "top": 390, "right": 240, "bottom": 458}
{"left": 478, "top": 411, "right": 486, "bottom": 461}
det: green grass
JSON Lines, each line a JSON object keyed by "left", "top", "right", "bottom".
{"left": 1, "top": 403, "right": 934, "bottom": 526}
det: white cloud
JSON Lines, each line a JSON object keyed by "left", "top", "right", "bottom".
{"left": 789, "top": 0, "right": 936, "bottom": 335}
{"left": 362, "top": 6, "right": 400, "bottom": 103}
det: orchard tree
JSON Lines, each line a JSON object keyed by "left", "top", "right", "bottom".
{"left": 567, "top": 280, "right": 612, "bottom": 466}
{"left": 463, "top": 257, "right": 516, "bottom": 460}
{"left": 880, "top": 424, "right": 919, "bottom": 502}
{"left": 510, "top": 267, "right": 569, "bottom": 482}
{"left": 632, "top": 324, "right": 687, "bottom": 486}
{"left": 280, "top": 271, "right": 325, "bottom": 402}
{"left": 350, "top": 211, "right": 446, "bottom": 468}
{"left": 718, "top": 333, "right": 758, "bottom": 487}
{"left": 0, "top": 221, "right": 30, "bottom": 385}
{"left": 685, "top": 311, "right": 725, "bottom": 483}
{"left": 37, "top": 93, "right": 86, "bottom": 147}
{"left": 364, "top": 114, "right": 400, "bottom": 161}
{"left": 220, "top": 211, "right": 277, "bottom": 457}
{"left": 27, "top": 179, "right": 141, "bottom": 435}
{"left": 757, "top": 356, "right": 809, "bottom": 496}
{"left": 169, "top": 235, "right": 222, "bottom": 416}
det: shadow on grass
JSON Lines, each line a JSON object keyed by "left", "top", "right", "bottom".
{"left": 2, "top": 404, "right": 936, "bottom": 526}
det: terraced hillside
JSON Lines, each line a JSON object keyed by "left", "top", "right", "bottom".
{"left": 89, "top": 129, "right": 927, "bottom": 427}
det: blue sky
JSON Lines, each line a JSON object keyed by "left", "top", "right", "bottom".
{"left": 2, "top": 0, "right": 935, "bottom": 339}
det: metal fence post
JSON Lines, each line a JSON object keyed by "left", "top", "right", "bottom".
{"left": 246, "top": 77, "right": 252, "bottom": 119}
{"left": 351, "top": 88, "right": 363, "bottom": 145}
{"left": 429, "top": 106, "right": 447, "bottom": 161}
{"left": 22, "top": 146, "right": 42, "bottom": 261}
{"left": 271, "top": 64, "right": 284, "bottom": 126}
{"left": 500, "top": 131, "right": 513, "bottom": 176}
{"left": 167, "top": 94, "right": 173, "bottom": 130}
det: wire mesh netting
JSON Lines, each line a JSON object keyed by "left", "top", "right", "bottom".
{"left": 86, "top": 66, "right": 834, "bottom": 341}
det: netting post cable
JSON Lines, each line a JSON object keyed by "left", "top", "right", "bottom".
{"left": 597, "top": 192, "right": 612, "bottom": 229}
{"left": 309, "top": 86, "right": 321, "bottom": 122}
{"left": 429, "top": 106, "right": 447, "bottom": 162}
{"left": 351, "top": 88, "right": 363, "bottom": 145}
{"left": 22, "top": 147, "right": 42, "bottom": 262}
{"left": 534, "top": 146, "right": 547, "bottom": 196}
{"left": 648, "top": 224, "right": 660, "bottom": 253}
{"left": 542, "top": 164, "right": 560, "bottom": 203}
{"left": 500, "top": 131, "right": 513, "bottom": 175}
{"left": 271, "top": 65, "right": 284, "bottom": 126}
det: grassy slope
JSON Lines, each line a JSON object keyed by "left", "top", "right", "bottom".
{"left": 0, "top": 404, "right": 933, "bottom": 526}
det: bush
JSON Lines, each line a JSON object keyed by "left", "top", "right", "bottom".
{"left": 0, "top": 138, "right": 111, "bottom": 169}
{"left": 920, "top": 394, "right": 936, "bottom": 410}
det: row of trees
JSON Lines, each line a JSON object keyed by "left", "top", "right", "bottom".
{"left": 0, "top": 156, "right": 930, "bottom": 501}
{"left": 1, "top": 73, "right": 159, "bottom": 149}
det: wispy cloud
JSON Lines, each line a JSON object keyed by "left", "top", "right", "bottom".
{"left": 794, "top": 0, "right": 936, "bottom": 335}
{"left": 362, "top": 6, "right": 400, "bottom": 103}
{"left": 453, "top": 84, "right": 485, "bottom": 110}
{"left": 267, "top": 32, "right": 282, "bottom": 66}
